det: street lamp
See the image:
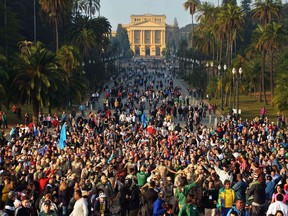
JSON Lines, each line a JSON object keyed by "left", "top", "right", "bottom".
{"left": 218, "top": 64, "right": 227, "bottom": 111}
{"left": 232, "top": 67, "right": 243, "bottom": 118}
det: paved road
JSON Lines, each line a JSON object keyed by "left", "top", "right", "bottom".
{"left": 81, "top": 70, "right": 220, "bottom": 129}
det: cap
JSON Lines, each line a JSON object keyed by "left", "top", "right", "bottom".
{"left": 99, "top": 192, "right": 107, "bottom": 198}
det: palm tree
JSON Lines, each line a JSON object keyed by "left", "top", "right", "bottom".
{"left": 12, "top": 42, "right": 67, "bottom": 118}
{"left": 184, "top": 0, "right": 200, "bottom": 47}
{"left": 39, "top": 0, "right": 72, "bottom": 51}
{"left": 84, "top": 0, "right": 100, "bottom": 19}
{"left": 57, "top": 45, "right": 87, "bottom": 104}
{"left": 261, "top": 22, "right": 286, "bottom": 99}
{"left": 72, "top": 0, "right": 85, "bottom": 15}
{"left": 217, "top": 3, "right": 245, "bottom": 65}
{"left": 57, "top": 45, "right": 79, "bottom": 80}
{"left": 68, "top": 15, "right": 111, "bottom": 60}
{"left": 252, "top": 0, "right": 282, "bottom": 27}
{"left": 255, "top": 25, "right": 268, "bottom": 104}
{"left": 252, "top": 0, "right": 282, "bottom": 103}
{"left": 18, "top": 40, "right": 34, "bottom": 55}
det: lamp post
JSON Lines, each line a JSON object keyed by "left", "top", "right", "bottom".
{"left": 218, "top": 64, "right": 227, "bottom": 111}
{"left": 232, "top": 67, "right": 243, "bottom": 118}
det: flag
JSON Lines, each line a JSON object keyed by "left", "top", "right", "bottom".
{"left": 59, "top": 124, "right": 66, "bottom": 150}
{"left": 141, "top": 112, "right": 147, "bottom": 128}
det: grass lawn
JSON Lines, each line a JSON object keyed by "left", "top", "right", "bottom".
{"left": 208, "top": 94, "right": 278, "bottom": 121}
{"left": 0, "top": 104, "right": 63, "bottom": 132}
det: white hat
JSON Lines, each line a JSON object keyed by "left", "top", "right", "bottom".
{"left": 98, "top": 192, "right": 107, "bottom": 198}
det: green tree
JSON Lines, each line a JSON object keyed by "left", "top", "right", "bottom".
{"left": 85, "top": 0, "right": 100, "bottom": 18}
{"left": 217, "top": 3, "right": 245, "bottom": 65}
{"left": 12, "top": 42, "right": 67, "bottom": 118}
{"left": 39, "top": 0, "right": 72, "bottom": 51}
{"left": 273, "top": 47, "right": 288, "bottom": 112}
{"left": 252, "top": 0, "right": 282, "bottom": 27}
{"left": 261, "top": 22, "right": 287, "bottom": 99}
{"left": 68, "top": 15, "right": 111, "bottom": 60}
{"left": 57, "top": 45, "right": 87, "bottom": 104}
{"left": 0, "top": 1, "right": 23, "bottom": 56}
{"left": 183, "top": 0, "right": 200, "bottom": 46}
{"left": 0, "top": 53, "right": 8, "bottom": 107}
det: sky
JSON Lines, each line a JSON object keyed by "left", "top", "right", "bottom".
{"left": 101, "top": 0, "right": 218, "bottom": 31}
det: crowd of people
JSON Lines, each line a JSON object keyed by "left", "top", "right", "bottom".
{"left": 0, "top": 59, "right": 287, "bottom": 216}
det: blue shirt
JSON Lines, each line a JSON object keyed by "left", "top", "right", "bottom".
{"left": 153, "top": 198, "right": 166, "bottom": 216}
{"left": 226, "top": 206, "right": 250, "bottom": 216}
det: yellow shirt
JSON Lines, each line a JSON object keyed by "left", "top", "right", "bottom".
{"left": 218, "top": 188, "right": 235, "bottom": 208}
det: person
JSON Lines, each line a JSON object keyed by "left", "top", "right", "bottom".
{"left": 93, "top": 192, "right": 109, "bottom": 216}
{"left": 232, "top": 174, "right": 247, "bottom": 201}
{"left": 0, "top": 201, "right": 8, "bottom": 216}
{"left": 217, "top": 179, "right": 235, "bottom": 216}
{"left": 153, "top": 190, "right": 166, "bottom": 216}
{"left": 137, "top": 166, "right": 149, "bottom": 187}
{"left": 274, "top": 210, "right": 285, "bottom": 216}
{"left": 226, "top": 199, "right": 250, "bottom": 216}
{"left": 17, "top": 106, "right": 22, "bottom": 119}
{"left": 175, "top": 174, "right": 202, "bottom": 210}
{"left": 15, "top": 197, "right": 31, "bottom": 216}
{"left": 260, "top": 107, "right": 266, "bottom": 120}
{"left": 178, "top": 194, "right": 199, "bottom": 216}
{"left": 58, "top": 181, "right": 69, "bottom": 216}
{"left": 266, "top": 194, "right": 288, "bottom": 216}
{"left": 69, "top": 190, "right": 89, "bottom": 216}
{"left": 4, "top": 191, "right": 16, "bottom": 216}
{"left": 120, "top": 179, "right": 131, "bottom": 216}
{"left": 39, "top": 200, "right": 58, "bottom": 216}
{"left": 129, "top": 182, "right": 141, "bottom": 216}
{"left": 271, "top": 184, "right": 288, "bottom": 204}
{"left": 265, "top": 175, "right": 276, "bottom": 206}
{"left": 247, "top": 173, "right": 266, "bottom": 216}
{"left": 142, "top": 181, "right": 158, "bottom": 216}
{"left": 202, "top": 180, "right": 218, "bottom": 216}
{"left": 2, "top": 112, "right": 8, "bottom": 129}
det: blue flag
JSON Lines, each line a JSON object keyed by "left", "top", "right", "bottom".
{"left": 59, "top": 124, "right": 66, "bottom": 150}
{"left": 141, "top": 112, "right": 147, "bottom": 128}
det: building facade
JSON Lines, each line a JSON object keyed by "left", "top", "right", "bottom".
{"left": 122, "top": 14, "right": 179, "bottom": 57}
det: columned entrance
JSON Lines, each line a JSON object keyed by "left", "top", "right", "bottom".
{"left": 145, "top": 47, "right": 150, "bottom": 56}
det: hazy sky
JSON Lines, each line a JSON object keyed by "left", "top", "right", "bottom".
{"left": 101, "top": 0, "right": 219, "bottom": 31}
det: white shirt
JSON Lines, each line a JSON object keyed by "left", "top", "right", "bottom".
{"left": 266, "top": 201, "right": 288, "bottom": 216}
{"left": 70, "top": 198, "right": 88, "bottom": 216}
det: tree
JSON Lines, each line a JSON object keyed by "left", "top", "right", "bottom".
{"left": 85, "top": 0, "right": 100, "bottom": 19}
{"left": 0, "top": 1, "right": 23, "bottom": 56}
{"left": 67, "top": 15, "right": 111, "bottom": 60}
{"left": 273, "top": 47, "right": 288, "bottom": 112}
{"left": 261, "top": 22, "right": 287, "bottom": 99}
{"left": 217, "top": 3, "right": 245, "bottom": 65}
{"left": 252, "top": 0, "right": 282, "bottom": 27}
{"left": 183, "top": 0, "right": 200, "bottom": 47}
{"left": 0, "top": 53, "right": 8, "bottom": 107}
{"left": 12, "top": 42, "right": 67, "bottom": 118}
{"left": 39, "top": 0, "right": 72, "bottom": 51}
{"left": 57, "top": 45, "right": 87, "bottom": 104}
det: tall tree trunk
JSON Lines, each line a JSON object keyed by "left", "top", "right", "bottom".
{"left": 270, "top": 50, "right": 274, "bottom": 100}
{"left": 32, "top": 93, "right": 40, "bottom": 123}
{"left": 55, "top": 20, "right": 59, "bottom": 51}
{"left": 191, "top": 14, "right": 194, "bottom": 47}
{"left": 219, "top": 40, "right": 223, "bottom": 64}
{"left": 229, "top": 80, "right": 233, "bottom": 108}
{"left": 261, "top": 49, "right": 267, "bottom": 104}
